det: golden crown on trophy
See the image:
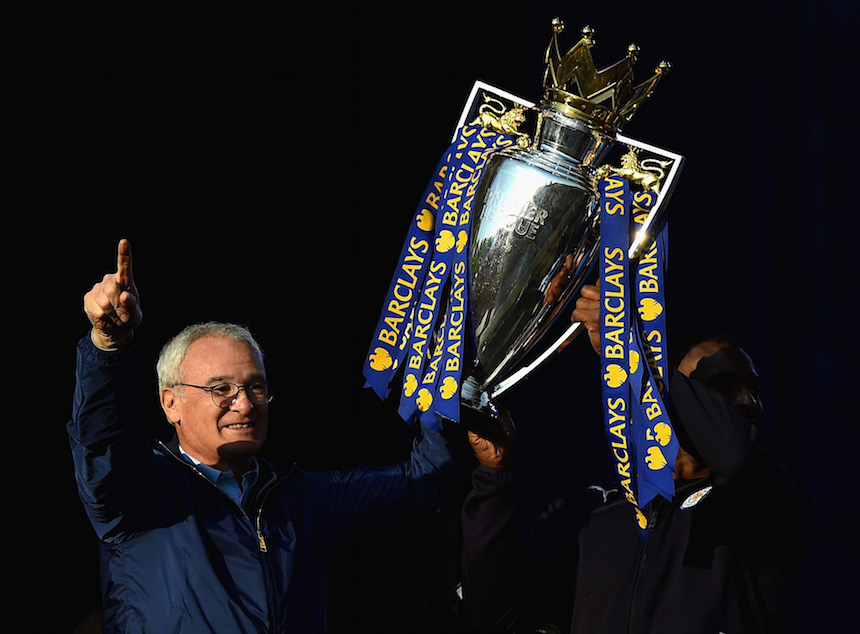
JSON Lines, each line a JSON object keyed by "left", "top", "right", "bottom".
{"left": 542, "top": 17, "right": 670, "bottom": 133}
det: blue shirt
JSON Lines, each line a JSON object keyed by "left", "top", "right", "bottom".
{"left": 179, "top": 446, "right": 260, "bottom": 510}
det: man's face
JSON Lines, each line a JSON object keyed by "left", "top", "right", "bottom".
{"left": 161, "top": 336, "right": 269, "bottom": 473}
{"left": 679, "top": 341, "right": 764, "bottom": 425}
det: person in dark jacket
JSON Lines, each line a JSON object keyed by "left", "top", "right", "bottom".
{"left": 68, "top": 239, "right": 461, "bottom": 633}
{"left": 460, "top": 283, "right": 813, "bottom": 633}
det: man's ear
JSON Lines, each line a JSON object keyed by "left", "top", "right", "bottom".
{"left": 161, "top": 387, "right": 182, "bottom": 425}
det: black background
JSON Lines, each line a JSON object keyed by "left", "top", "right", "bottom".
{"left": 4, "top": 1, "right": 859, "bottom": 631}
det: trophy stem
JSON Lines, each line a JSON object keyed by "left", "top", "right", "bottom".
{"left": 534, "top": 106, "right": 616, "bottom": 168}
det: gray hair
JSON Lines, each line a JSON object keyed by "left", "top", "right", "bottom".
{"left": 156, "top": 322, "right": 265, "bottom": 392}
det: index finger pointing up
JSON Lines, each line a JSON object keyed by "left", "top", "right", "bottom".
{"left": 116, "top": 238, "right": 134, "bottom": 288}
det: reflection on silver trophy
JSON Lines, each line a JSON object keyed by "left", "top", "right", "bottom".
{"left": 461, "top": 18, "right": 684, "bottom": 409}
{"left": 364, "top": 18, "right": 684, "bottom": 424}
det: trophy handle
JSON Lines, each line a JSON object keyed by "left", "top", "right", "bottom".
{"left": 615, "top": 133, "right": 686, "bottom": 260}
{"left": 487, "top": 136, "right": 685, "bottom": 400}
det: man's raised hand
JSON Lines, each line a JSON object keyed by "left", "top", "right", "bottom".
{"left": 83, "top": 239, "right": 142, "bottom": 349}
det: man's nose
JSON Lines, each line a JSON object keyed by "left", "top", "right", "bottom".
{"left": 733, "top": 388, "right": 762, "bottom": 423}
{"left": 228, "top": 388, "right": 254, "bottom": 412}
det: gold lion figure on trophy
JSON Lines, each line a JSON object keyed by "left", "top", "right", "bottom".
{"left": 597, "top": 148, "right": 674, "bottom": 192}
{"left": 471, "top": 94, "right": 531, "bottom": 148}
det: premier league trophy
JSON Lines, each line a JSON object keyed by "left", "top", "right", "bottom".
{"left": 364, "top": 16, "right": 685, "bottom": 506}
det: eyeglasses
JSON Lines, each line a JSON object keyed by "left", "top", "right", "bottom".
{"left": 179, "top": 382, "right": 273, "bottom": 408}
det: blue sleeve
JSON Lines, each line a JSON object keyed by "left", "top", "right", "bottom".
{"left": 460, "top": 465, "right": 521, "bottom": 632}
{"left": 308, "top": 418, "right": 462, "bottom": 547}
{"left": 67, "top": 336, "right": 167, "bottom": 541}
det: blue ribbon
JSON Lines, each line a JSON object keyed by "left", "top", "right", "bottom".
{"left": 364, "top": 124, "right": 515, "bottom": 430}
{"left": 630, "top": 192, "right": 678, "bottom": 508}
{"left": 362, "top": 152, "right": 448, "bottom": 401}
{"left": 599, "top": 177, "right": 678, "bottom": 539}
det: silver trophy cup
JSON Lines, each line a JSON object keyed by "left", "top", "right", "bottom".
{"left": 459, "top": 20, "right": 684, "bottom": 409}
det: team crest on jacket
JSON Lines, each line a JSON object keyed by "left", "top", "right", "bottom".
{"left": 680, "top": 485, "right": 713, "bottom": 509}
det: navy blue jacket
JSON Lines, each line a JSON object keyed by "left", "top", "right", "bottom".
{"left": 460, "top": 371, "right": 814, "bottom": 633}
{"left": 68, "top": 337, "right": 458, "bottom": 633}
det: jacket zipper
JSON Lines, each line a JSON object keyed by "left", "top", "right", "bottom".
{"left": 157, "top": 441, "right": 292, "bottom": 553}
{"left": 251, "top": 464, "right": 294, "bottom": 552}
{"left": 247, "top": 463, "right": 294, "bottom": 629}
{"left": 626, "top": 506, "right": 660, "bottom": 634}
{"left": 158, "top": 441, "right": 294, "bottom": 630}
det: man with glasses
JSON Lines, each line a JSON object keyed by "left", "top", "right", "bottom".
{"left": 68, "top": 239, "right": 462, "bottom": 633}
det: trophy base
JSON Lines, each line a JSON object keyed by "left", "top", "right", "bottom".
{"left": 460, "top": 376, "right": 496, "bottom": 417}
